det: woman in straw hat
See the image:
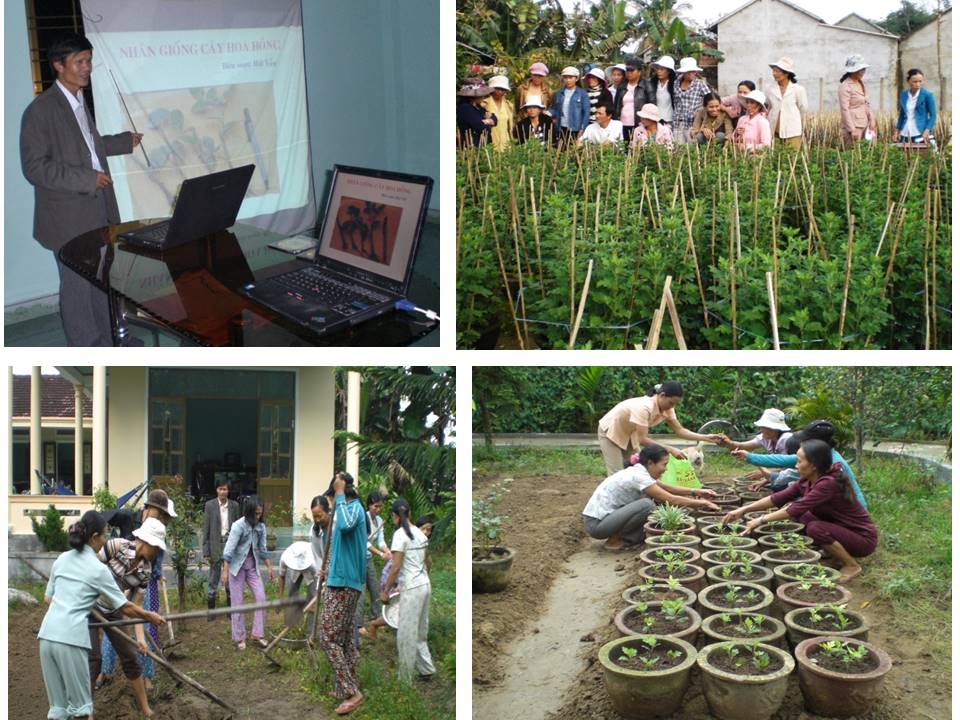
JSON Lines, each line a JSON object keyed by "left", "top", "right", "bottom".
{"left": 481, "top": 75, "right": 515, "bottom": 150}
{"left": 516, "top": 61, "right": 554, "bottom": 114}
{"left": 672, "top": 57, "right": 712, "bottom": 144}
{"left": 767, "top": 57, "right": 808, "bottom": 149}
{"left": 514, "top": 95, "right": 554, "bottom": 146}
{"left": 838, "top": 54, "right": 875, "bottom": 148}
{"left": 456, "top": 78, "right": 496, "bottom": 148}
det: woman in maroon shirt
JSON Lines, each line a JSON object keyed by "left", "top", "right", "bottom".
{"left": 724, "top": 438, "right": 877, "bottom": 582}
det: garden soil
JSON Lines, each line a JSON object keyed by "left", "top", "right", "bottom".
{"left": 9, "top": 601, "right": 328, "bottom": 719}
{"left": 473, "top": 468, "right": 951, "bottom": 720}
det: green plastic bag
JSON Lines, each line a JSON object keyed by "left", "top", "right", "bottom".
{"left": 659, "top": 456, "right": 702, "bottom": 489}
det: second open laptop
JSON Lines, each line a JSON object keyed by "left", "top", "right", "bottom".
{"left": 241, "top": 164, "right": 433, "bottom": 337}
{"left": 119, "top": 164, "right": 255, "bottom": 250}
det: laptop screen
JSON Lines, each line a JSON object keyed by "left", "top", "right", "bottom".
{"left": 315, "top": 166, "right": 432, "bottom": 289}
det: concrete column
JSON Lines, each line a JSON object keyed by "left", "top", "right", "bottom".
{"left": 346, "top": 371, "right": 362, "bottom": 481}
{"left": 30, "top": 367, "right": 41, "bottom": 495}
{"left": 92, "top": 366, "right": 107, "bottom": 493}
{"left": 74, "top": 385, "right": 84, "bottom": 494}
{"left": 8, "top": 368, "right": 13, "bottom": 494}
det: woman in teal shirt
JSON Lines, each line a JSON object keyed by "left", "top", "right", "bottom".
{"left": 38, "top": 510, "right": 164, "bottom": 720}
{"left": 732, "top": 420, "right": 867, "bottom": 509}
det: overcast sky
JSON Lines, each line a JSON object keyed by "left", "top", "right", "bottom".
{"left": 559, "top": 0, "right": 934, "bottom": 26}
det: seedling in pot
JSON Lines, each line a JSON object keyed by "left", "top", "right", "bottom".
{"left": 650, "top": 503, "right": 692, "bottom": 531}
{"left": 814, "top": 639, "right": 869, "bottom": 667}
{"left": 665, "top": 577, "right": 681, "bottom": 591}
{"left": 828, "top": 604, "right": 852, "bottom": 631}
{"left": 619, "top": 646, "right": 638, "bottom": 662}
{"left": 660, "top": 598, "right": 687, "bottom": 621}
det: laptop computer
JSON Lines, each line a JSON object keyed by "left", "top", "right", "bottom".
{"left": 241, "top": 164, "right": 433, "bottom": 337}
{"left": 119, "top": 164, "right": 255, "bottom": 250}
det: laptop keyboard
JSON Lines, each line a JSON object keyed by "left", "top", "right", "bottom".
{"left": 134, "top": 221, "right": 170, "bottom": 244}
{"left": 270, "top": 265, "right": 389, "bottom": 314}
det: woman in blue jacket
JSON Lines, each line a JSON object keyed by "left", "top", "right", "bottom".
{"left": 319, "top": 471, "right": 369, "bottom": 716}
{"left": 894, "top": 68, "right": 937, "bottom": 144}
{"left": 549, "top": 67, "right": 591, "bottom": 146}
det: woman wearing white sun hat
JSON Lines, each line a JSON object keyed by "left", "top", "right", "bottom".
{"left": 647, "top": 55, "right": 676, "bottom": 128}
{"left": 718, "top": 408, "right": 793, "bottom": 453}
{"left": 482, "top": 75, "right": 515, "bottom": 150}
{"left": 584, "top": 67, "right": 613, "bottom": 124}
{"left": 548, "top": 66, "right": 591, "bottom": 145}
{"left": 767, "top": 57, "right": 808, "bottom": 149}
{"left": 838, "top": 54, "right": 875, "bottom": 148}
{"left": 514, "top": 95, "right": 554, "bottom": 146}
{"left": 672, "top": 56, "right": 713, "bottom": 144}
{"left": 734, "top": 89, "right": 772, "bottom": 150}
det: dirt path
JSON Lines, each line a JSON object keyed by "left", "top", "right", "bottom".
{"left": 9, "top": 599, "right": 328, "bottom": 719}
{"left": 476, "top": 541, "right": 630, "bottom": 720}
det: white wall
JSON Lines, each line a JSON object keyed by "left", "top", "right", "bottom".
{"left": 900, "top": 10, "right": 952, "bottom": 112}
{"left": 716, "top": 0, "right": 899, "bottom": 113}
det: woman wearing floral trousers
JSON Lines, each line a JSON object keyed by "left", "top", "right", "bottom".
{"left": 319, "top": 472, "right": 368, "bottom": 716}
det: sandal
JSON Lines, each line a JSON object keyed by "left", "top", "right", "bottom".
{"left": 253, "top": 637, "right": 269, "bottom": 649}
{"left": 237, "top": 641, "right": 246, "bottom": 651}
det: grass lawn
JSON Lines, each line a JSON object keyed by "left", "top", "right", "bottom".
{"left": 474, "top": 444, "right": 952, "bottom": 676}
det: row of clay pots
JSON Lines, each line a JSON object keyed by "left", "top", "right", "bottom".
{"left": 600, "top": 633, "right": 892, "bottom": 720}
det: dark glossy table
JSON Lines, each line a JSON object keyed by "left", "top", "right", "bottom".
{"left": 57, "top": 222, "right": 439, "bottom": 346}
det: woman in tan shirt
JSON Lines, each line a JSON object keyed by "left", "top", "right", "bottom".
{"left": 838, "top": 54, "right": 875, "bottom": 148}
{"left": 597, "top": 381, "right": 724, "bottom": 476}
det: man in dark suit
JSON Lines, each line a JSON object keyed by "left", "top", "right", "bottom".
{"left": 19, "top": 34, "right": 143, "bottom": 346}
{"left": 203, "top": 477, "right": 241, "bottom": 614}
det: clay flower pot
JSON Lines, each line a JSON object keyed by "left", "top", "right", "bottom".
{"left": 756, "top": 532, "right": 815, "bottom": 550}
{"left": 639, "top": 546, "right": 702, "bottom": 568}
{"left": 643, "top": 520, "right": 697, "bottom": 538}
{"left": 643, "top": 533, "right": 700, "bottom": 551}
{"left": 694, "top": 514, "right": 727, "bottom": 534}
{"left": 776, "top": 580, "right": 853, "bottom": 617}
{"left": 622, "top": 583, "right": 698, "bottom": 608}
{"left": 737, "top": 491, "right": 768, "bottom": 504}
{"left": 794, "top": 636, "right": 893, "bottom": 718}
{"left": 702, "top": 536, "right": 759, "bottom": 551}
{"left": 772, "top": 562, "right": 841, "bottom": 588}
{"left": 700, "top": 612, "right": 786, "bottom": 648}
{"left": 760, "top": 547, "right": 822, "bottom": 569}
{"left": 744, "top": 510, "right": 767, "bottom": 521}
{"left": 638, "top": 561, "right": 707, "bottom": 593}
{"left": 754, "top": 520, "right": 804, "bottom": 536}
{"left": 706, "top": 562, "right": 775, "bottom": 589}
{"left": 471, "top": 546, "right": 515, "bottom": 593}
{"left": 711, "top": 494, "right": 741, "bottom": 509}
{"left": 599, "top": 635, "right": 697, "bottom": 719}
{"left": 701, "top": 522, "right": 749, "bottom": 539}
{"left": 700, "top": 549, "right": 763, "bottom": 570}
{"left": 783, "top": 606, "right": 869, "bottom": 647}
{"left": 697, "top": 641, "right": 795, "bottom": 720}
{"left": 697, "top": 581, "right": 774, "bottom": 617}
{"left": 614, "top": 601, "right": 703, "bottom": 644}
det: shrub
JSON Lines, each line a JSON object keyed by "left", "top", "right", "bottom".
{"left": 31, "top": 505, "right": 69, "bottom": 552}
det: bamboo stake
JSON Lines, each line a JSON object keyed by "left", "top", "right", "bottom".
{"left": 615, "top": 174, "right": 622, "bottom": 231}
{"left": 729, "top": 205, "right": 737, "bottom": 350}
{"left": 652, "top": 180, "right": 661, "bottom": 221}
{"left": 18, "top": 558, "right": 235, "bottom": 714}
{"left": 456, "top": 188, "right": 466, "bottom": 265}
{"left": 838, "top": 215, "right": 855, "bottom": 347}
{"left": 490, "top": 206, "right": 524, "bottom": 349}
{"left": 570, "top": 201, "right": 577, "bottom": 328}
{"left": 679, "top": 179, "right": 709, "bottom": 328}
{"left": 664, "top": 281, "right": 687, "bottom": 350}
{"left": 511, "top": 190, "right": 529, "bottom": 348}
{"left": 932, "top": 186, "right": 939, "bottom": 347}
{"left": 874, "top": 203, "right": 896, "bottom": 256}
{"left": 882, "top": 207, "right": 908, "bottom": 293}
{"left": 568, "top": 258, "right": 594, "bottom": 348}
{"left": 529, "top": 177, "right": 545, "bottom": 298}
{"left": 732, "top": 181, "right": 742, "bottom": 259}
{"left": 766, "top": 271, "right": 780, "bottom": 350}
{"left": 594, "top": 185, "right": 601, "bottom": 244}
{"left": 645, "top": 276, "right": 672, "bottom": 350}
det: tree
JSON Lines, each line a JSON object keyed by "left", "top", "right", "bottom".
{"left": 635, "top": 0, "right": 723, "bottom": 61}
{"left": 163, "top": 483, "right": 202, "bottom": 611}
{"left": 875, "top": 0, "right": 941, "bottom": 36}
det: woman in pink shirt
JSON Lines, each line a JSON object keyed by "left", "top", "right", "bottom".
{"left": 734, "top": 89, "right": 771, "bottom": 150}
{"left": 630, "top": 103, "right": 674, "bottom": 150}
{"left": 721, "top": 79, "right": 754, "bottom": 121}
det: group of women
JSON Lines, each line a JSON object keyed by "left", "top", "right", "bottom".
{"left": 583, "top": 381, "right": 876, "bottom": 583}
{"left": 36, "top": 476, "right": 435, "bottom": 719}
{"left": 457, "top": 53, "right": 937, "bottom": 152}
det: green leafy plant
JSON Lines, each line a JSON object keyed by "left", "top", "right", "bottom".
{"left": 649, "top": 503, "right": 693, "bottom": 532}
{"left": 92, "top": 486, "right": 119, "bottom": 512}
{"left": 472, "top": 478, "right": 513, "bottom": 556}
{"left": 660, "top": 598, "right": 687, "bottom": 621}
{"left": 815, "top": 640, "right": 870, "bottom": 667}
{"left": 31, "top": 505, "right": 69, "bottom": 552}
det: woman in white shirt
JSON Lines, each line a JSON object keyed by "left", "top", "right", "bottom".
{"left": 766, "top": 57, "right": 807, "bottom": 149}
{"left": 380, "top": 498, "right": 435, "bottom": 681}
{"left": 583, "top": 446, "right": 721, "bottom": 550}
{"left": 597, "top": 381, "right": 725, "bottom": 476}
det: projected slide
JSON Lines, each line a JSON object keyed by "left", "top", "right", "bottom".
{"left": 82, "top": 0, "right": 314, "bottom": 235}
